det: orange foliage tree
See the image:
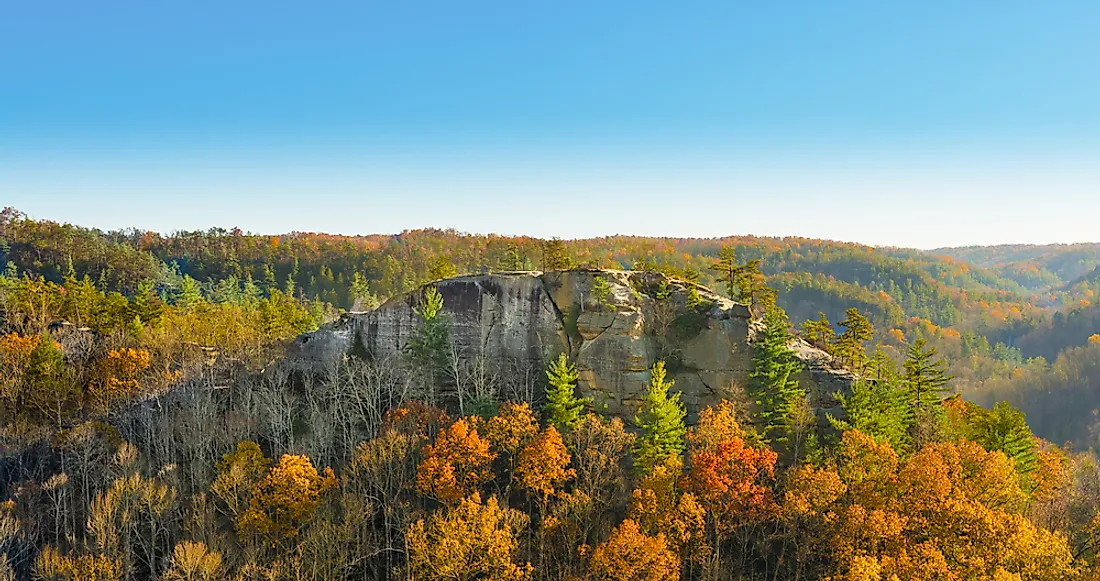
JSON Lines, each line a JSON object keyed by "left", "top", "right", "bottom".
{"left": 587, "top": 518, "right": 680, "bottom": 581}
{"left": 416, "top": 418, "right": 497, "bottom": 504}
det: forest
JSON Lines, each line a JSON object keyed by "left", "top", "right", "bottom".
{"left": 3, "top": 207, "right": 1100, "bottom": 580}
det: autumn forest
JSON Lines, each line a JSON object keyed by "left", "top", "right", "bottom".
{"left": 4, "top": 207, "right": 1100, "bottom": 581}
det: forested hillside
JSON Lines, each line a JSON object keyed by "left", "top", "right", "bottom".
{"left": 3, "top": 208, "right": 1100, "bottom": 580}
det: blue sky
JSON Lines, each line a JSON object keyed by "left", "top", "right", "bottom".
{"left": 2, "top": 1, "right": 1098, "bottom": 248}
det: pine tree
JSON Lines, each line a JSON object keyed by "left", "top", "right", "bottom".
{"left": 800, "top": 312, "right": 835, "bottom": 352}
{"left": 541, "top": 238, "right": 573, "bottom": 270}
{"left": 967, "top": 401, "right": 1038, "bottom": 476}
{"left": 428, "top": 256, "right": 458, "bottom": 281}
{"left": 591, "top": 276, "right": 613, "bottom": 310}
{"left": 749, "top": 308, "right": 805, "bottom": 446}
{"left": 830, "top": 376, "right": 911, "bottom": 452}
{"left": 709, "top": 245, "right": 739, "bottom": 300}
{"left": 633, "top": 361, "right": 686, "bottom": 475}
{"left": 544, "top": 353, "right": 590, "bottom": 431}
{"left": 903, "top": 338, "right": 952, "bottom": 411}
{"left": 499, "top": 243, "right": 524, "bottom": 271}
{"left": 405, "top": 287, "right": 451, "bottom": 387}
{"left": 833, "top": 308, "right": 874, "bottom": 372}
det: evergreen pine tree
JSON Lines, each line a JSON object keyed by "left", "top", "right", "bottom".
{"left": 709, "top": 245, "right": 739, "bottom": 300}
{"left": 405, "top": 287, "right": 451, "bottom": 388}
{"left": 541, "top": 238, "right": 574, "bottom": 270}
{"left": 544, "top": 353, "right": 590, "bottom": 431}
{"left": 633, "top": 361, "right": 686, "bottom": 474}
{"left": 749, "top": 308, "right": 805, "bottom": 446}
{"left": 833, "top": 308, "right": 874, "bottom": 371}
{"left": 801, "top": 312, "right": 836, "bottom": 352}
{"left": 903, "top": 338, "right": 952, "bottom": 410}
{"left": 968, "top": 401, "right": 1038, "bottom": 476}
{"left": 830, "top": 376, "right": 912, "bottom": 452}
{"left": 591, "top": 276, "right": 613, "bottom": 310}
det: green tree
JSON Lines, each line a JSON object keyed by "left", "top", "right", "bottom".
{"left": 965, "top": 401, "right": 1038, "bottom": 476}
{"left": 633, "top": 361, "right": 686, "bottom": 474}
{"left": 800, "top": 312, "right": 835, "bottom": 352}
{"left": 709, "top": 245, "right": 739, "bottom": 300}
{"left": 903, "top": 338, "right": 952, "bottom": 411}
{"left": 540, "top": 238, "right": 573, "bottom": 270}
{"left": 428, "top": 256, "right": 458, "bottom": 281}
{"left": 749, "top": 308, "right": 805, "bottom": 446}
{"left": 832, "top": 308, "right": 874, "bottom": 371}
{"left": 174, "top": 275, "right": 203, "bottom": 310}
{"left": 830, "top": 377, "right": 911, "bottom": 452}
{"left": 543, "top": 353, "right": 590, "bottom": 431}
{"left": 498, "top": 243, "right": 524, "bottom": 271}
{"left": 591, "top": 276, "right": 613, "bottom": 310}
{"left": 405, "top": 287, "right": 451, "bottom": 385}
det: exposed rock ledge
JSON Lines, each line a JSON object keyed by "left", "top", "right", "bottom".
{"left": 288, "top": 270, "right": 853, "bottom": 423}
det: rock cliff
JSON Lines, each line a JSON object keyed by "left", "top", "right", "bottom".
{"left": 289, "top": 270, "right": 854, "bottom": 423}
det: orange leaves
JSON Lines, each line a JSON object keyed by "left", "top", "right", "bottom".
{"left": 515, "top": 425, "right": 574, "bottom": 500}
{"left": 587, "top": 519, "right": 680, "bottom": 581}
{"left": 235, "top": 454, "right": 337, "bottom": 546}
{"left": 801, "top": 431, "right": 1078, "bottom": 581}
{"left": 406, "top": 493, "right": 531, "bottom": 581}
{"left": 416, "top": 418, "right": 496, "bottom": 504}
{"left": 684, "top": 403, "right": 777, "bottom": 531}
{"left": 95, "top": 348, "right": 151, "bottom": 399}
{"left": 1089, "top": 333, "right": 1100, "bottom": 345}
{"left": 685, "top": 438, "right": 777, "bottom": 528}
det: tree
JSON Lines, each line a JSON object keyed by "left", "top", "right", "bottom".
{"left": 946, "top": 399, "right": 1038, "bottom": 477}
{"left": 235, "top": 454, "right": 337, "bottom": 547}
{"left": 405, "top": 493, "right": 531, "bottom": 581}
{"left": 86, "top": 473, "right": 175, "bottom": 581}
{"left": 749, "top": 308, "right": 804, "bottom": 447}
{"left": 34, "top": 547, "right": 122, "bottom": 581}
{"left": 163, "top": 542, "right": 222, "bottom": 581}
{"left": 515, "top": 426, "right": 574, "bottom": 501}
{"left": 498, "top": 242, "right": 525, "bottom": 271}
{"left": 544, "top": 353, "right": 590, "bottom": 432}
{"left": 709, "top": 246, "right": 739, "bottom": 300}
{"left": 428, "top": 256, "right": 458, "bottom": 281}
{"left": 633, "top": 361, "right": 686, "bottom": 475}
{"left": 801, "top": 312, "right": 835, "bottom": 352}
{"left": 684, "top": 403, "right": 778, "bottom": 565}
{"left": 405, "top": 287, "right": 450, "bottom": 387}
{"left": 903, "top": 338, "right": 952, "bottom": 411}
{"left": 211, "top": 441, "right": 271, "bottom": 519}
{"left": 587, "top": 519, "right": 680, "bottom": 581}
{"left": 591, "top": 276, "right": 613, "bottom": 310}
{"left": 416, "top": 418, "right": 497, "bottom": 504}
{"left": 541, "top": 238, "right": 573, "bottom": 270}
{"left": 830, "top": 377, "right": 911, "bottom": 453}
{"left": 833, "top": 308, "right": 874, "bottom": 372}
{"left": 23, "top": 333, "right": 79, "bottom": 426}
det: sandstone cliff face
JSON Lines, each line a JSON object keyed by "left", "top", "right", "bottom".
{"left": 289, "top": 270, "right": 853, "bottom": 423}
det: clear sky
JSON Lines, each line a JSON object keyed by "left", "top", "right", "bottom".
{"left": 2, "top": 1, "right": 1098, "bottom": 248}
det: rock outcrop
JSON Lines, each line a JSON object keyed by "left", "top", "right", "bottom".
{"left": 289, "top": 270, "right": 854, "bottom": 423}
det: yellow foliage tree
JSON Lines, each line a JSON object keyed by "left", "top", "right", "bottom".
{"left": 235, "top": 454, "right": 337, "bottom": 546}
{"left": 33, "top": 546, "right": 122, "bottom": 581}
{"left": 94, "top": 348, "right": 151, "bottom": 401}
{"left": 163, "top": 541, "right": 223, "bottom": 581}
{"left": 588, "top": 519, "right": 680, "bottom": 581}
{"left": 405, "top": 493, "right": 531, "bottom": 581}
